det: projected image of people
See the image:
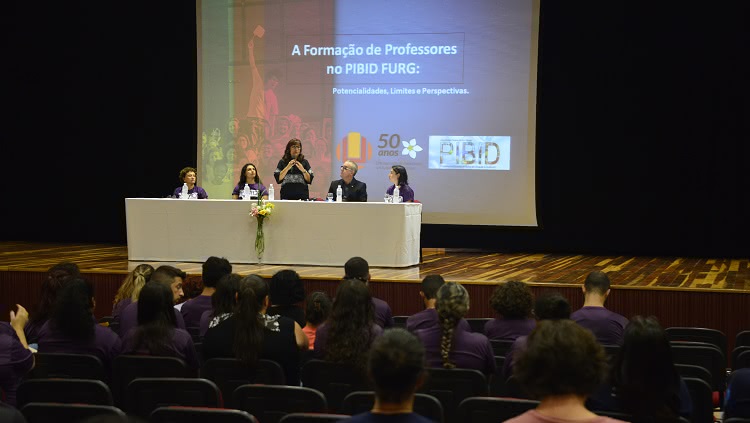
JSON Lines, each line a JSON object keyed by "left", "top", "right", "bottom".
{"left": 274, "top": 138, "right": 314, "bottom": 200}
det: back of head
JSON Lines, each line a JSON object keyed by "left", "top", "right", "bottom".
{"left": 534, "top": 292, "right": 571, "bottom": 320}
{"left": 48, "top": 262, "right": 81, "bottom": 283}
{"left": 326, "top": 279, "right": 375, "bottom": 370}
{"left": 51, "top": 278, "right": 95, "bottom": 342}
{"left": 436, "top": 282, "right": 470, "bottom": 369}
{"left": 420, "top": 275, "right": 445, "bottom": 300}
{"left": 344, "top": 257, "right": 369, "bottom": 282}
{"left": 514, "top": 319, "right": 607, "bottom": 399}
{"left": 490, "top": 280, "right": 534, "bottom": 319}
{"left": 212, "top": 273, "right": 242, "bottom": 317}
{"left": 34, "top": 262, "right": 81, "bottom": 324}
{"left": 726, "top": 368, "right": 750, "bottom": 419}
{"left": 305, "top": 291, "right": 332, "bottom": 326}
{"left": 151, "top": 265, "right": 186, "bottom": 288}
{"left": 369, "top": 328, "right": 426, "bottom": 404}
{"left": 233, "top": 275, "right": 267, "bottom": 364}
{"left": 584, "top": 270, "right": 611, "bottom": 295}
{"left": 270, "top": 269, "right": 305, "bottom": 306}
{"left": 201, "top": 256, "right": 232, "bottom": 288}
{"left": 137, "top": 282, "right": 177, "bottom": 327}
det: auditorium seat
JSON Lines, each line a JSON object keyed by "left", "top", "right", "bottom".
{"left": 300, "top": 359, "right": 370, "bottom": 413}
{"left": 683, "top": 377, "right": 714, "bottom": 423}
{"left": 489, "top": 356, "right": 506, "bottom": 396}
{"left": 675, "top": 363, "right": 713, "bottom": 387}
{"left": 21, "top": 403, "right": 126, "bottom": 423}
{"left": 490, "top": 339, "right": 514, "bottom": 357}
{"left": 112, "top": 355, "right": 189, "bottom": 406}
{"left": 278, "top": 413, "right": 351, "bottom": 422}
{"left": 457, "top": 396, "right": 539, "bottom": 422}
{"left": 671, "top": 343, "right": 726, "bottom": 401}
{"left": 465, "top": 318, "right": 491, "bottom": 334}
{"left": 150, "top": 406, "right": 258, "bottom": 423}
{"left": 124, "top": 378, "right": 220, "bottom": 419}
{"left": 232, "top": 385, "right": 327, "bottom": 423}
{"left": 393, "top": 316, "right": 408, "bottom": 329}
{"left": 341, "top": 391, "right": 443, "bottom": 423}
{"left": 418, "top": 367, "right": 488, "bottom": 422}
{"left": 28, "top": 353, "right": 106, "bottom": 381}
{"left": 201, "top": 358, "right": 285, "bottom": 408}
{"left": 733, "top": 347, "right": 750, "bottom": 370}
{"left": 736, "top": 331, "right": 750, "bottom": 348}
{"left": 666, "top": 327, "right": 728, "bottom": 360}
{"left": 16, "top": 379, "right": 113, "bottom": 409}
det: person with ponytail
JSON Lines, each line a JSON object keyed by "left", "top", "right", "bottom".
{"left": 202, "top": 274, "right": 307, "bottom": 385}
{"left": 414, "top": 282, "right": 495, "bottom": 376}
{"left": 199, "top": 273, "right": 242, "bottom": 338}
{"left": 112, "top": 264, "right": 154, "bottom": 321}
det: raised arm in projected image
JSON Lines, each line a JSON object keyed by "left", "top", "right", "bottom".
{"left": 386, "top": 165, "right": 414, "bottom": 203}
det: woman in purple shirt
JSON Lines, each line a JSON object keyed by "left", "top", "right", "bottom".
{"left": 232, "top": 163, "right": 269, "bottom": 200}
{"left": 386, "top": 165, "right": 415, "bottom": 203}
{"left": 484, "top": 281, "right": 536, "bottom": 341}
{"left": 112, "top": 264, "right": 154, "bottom": 322}
{"left": 173, "top": 166, "right": 208, "bottom": 199}
{"left": 25, "top": 262, "right": 80, "bottom": 344}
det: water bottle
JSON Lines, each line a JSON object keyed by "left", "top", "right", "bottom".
{"left": 336, "top": 184, "right": 343, "bottom": 202}
{"left": 392, "top": 185, "right": 400, "bottom": 203}
{"left": 268, "top": 184, "right": 275, "bottom": 201}
{"left": 180, "top": 183, "right": 188, "bottom": 199}
{"left": 243, "top": 183, "right": 251, "bottom": 200}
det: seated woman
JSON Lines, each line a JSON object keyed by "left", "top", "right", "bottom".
{"left": 0, "top": 304, "right": 34, "bottom": 407}
{"left": 508, "top": 319, "right": 626, "bottom": 423}
{"left": 173, "top": 166, "right": 208, "bottom": 199}
{"left": 199, "top": 273, "right": 242, "bottom": 338}
{"left": 232, "top": 163, "right": 269, "bottom": 200}
{"left": 386, "top": 165, "right": 414, "bottom": 203}
{"left": 37, "top": 279, "right": 122, "bottom": 376}
{"left": 202, "top": 275, "right": 308, "bottom": 385}
{"left": 484, "top": 281, "right": 536, "bottom": 340}
{"left": 414, "top": 282, "right": 495, "bottom": 376}
{"left": 587, "top": 316, "right": 693, "bottom": 420}
{"left": 121, "top": 282, "right": 199, "bottom": 371}
{"left": 25, "top": 261, "right": 80, "bottom": 344}
{"left": 302, "top": 291, "right": 332, "bottom": 350}
{"left": 268, "top": 269, "right": 306, "bottom": 327}
{"left": 112, "top": 264, "right": 154, "bottom": 324}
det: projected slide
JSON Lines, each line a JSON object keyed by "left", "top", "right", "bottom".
{"left": 198, "top": 0, "right": 538, "bottom": 226}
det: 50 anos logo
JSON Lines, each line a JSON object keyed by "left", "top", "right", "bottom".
{"left": 377, "top": 134, "right": 422, "bottom": 159}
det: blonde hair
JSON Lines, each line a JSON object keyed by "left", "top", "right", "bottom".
{"left": 436, "top": 282, "right": 470, "bottom": 369}
{"left": 113, "top": 264, "right": 154, "bottom": 305}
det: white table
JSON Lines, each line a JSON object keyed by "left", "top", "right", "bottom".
{"left": 125, "top": 199, "right": 422, "bottom": 267}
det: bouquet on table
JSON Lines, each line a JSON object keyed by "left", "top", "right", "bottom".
{"left": 250, "top": 198, "right": 274, "bottom": 259}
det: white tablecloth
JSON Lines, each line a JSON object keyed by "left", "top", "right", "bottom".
{"left": 125, "top": 199, "right": 422, "bottom": 267}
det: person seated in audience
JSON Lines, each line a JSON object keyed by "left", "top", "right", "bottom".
{"left": 268, "top": 269, "right": 306, "bottom": 327}
{"left": 406, "top": 274, "right": 470, "bottom": 333}
{"left": 484, "top": 280, "right": 536, "bottom": 340}
{"left": 503, "top": 292, "right": 571, "bottom": 380}
{"left": 202, "top": 275, "right": 308, "bottom": 385}
{"left": 414, "top": 282, "right": 495, "bottom": 376}
{"left": 25, "top": 261, "right": 80, "bottom": 344}
{"left": 0, "top": 304, "right": 34, "bottom": 407}
{"left": 345, "top": 257, "right": 394, "bottom": 328}
{"left": 587, "top": 316, "right": 692, "bottom": 420}
{"left": 121, "top": 282, "right": 199, "bottom": 371}
{"left": 725, "top": 368, "right": 750, "bottom": 419}
{"left": 571, "top": 271, "right": 628, "bottom": 346}
{"left": 507, "top": 319, "right": 626, "bottom": 423}
{"left": 118, "top": 265, "right": 187, "bottom": 337}
{"left": 302, "top": 291, "right": 332, "bottom": 350}
{"left": 342, "top": 328, "right": 432, "bottom": 423}
{"left": 37, "top": 279, "right": 122, "bottom": 376}
{"left": 199, "top": 273, "right": 242, "bottom": 338}
{"left": 112, "top": 264, "right": 154, "bottom": 327}
{"left": 314, "top": 279, "right": 383, "bottom": 374}
{"left": 181, "top": 257, "right": 231, "bottom": 329}
{"left": 173, "top": 166, "right": 208, "bottom": 199}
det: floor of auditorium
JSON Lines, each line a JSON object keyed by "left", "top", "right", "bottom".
{"left": 1, "top": 241, "right": 748, "bottom": 292}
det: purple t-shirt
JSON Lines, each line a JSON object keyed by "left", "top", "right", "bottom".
{"left": 502, "top": 335, "right": 528, "bottom": 380}
{"left": 112, "top": 298, "right": 132, "bottom": 319}
{"left": 37, "top": 319, "right": 123, "bottom": 376}
{"left": 121, "top": 327, "right": 199, "bottom": 369}
{"left": 406, "top": 308, "right": 471, "bottom": 333}
{"left": 232, "top": 182, "right": 268, "bottom": 199}
{"left": 373, "top": 297, "right": 394, "bottom": 328}
{"left": 199, "top": 310, "right": 211, "bottom": 337}
{"left": 0, "top": 323, "right": 34, "bottom": 406}
{"left": 180, "top": 295, "right": 212, "bottom": 329}
{"left": 314, "top": 321, "right": 383, "bottom": 359}
{"left": 484, "top": 317, "right": 536, "bottom": 341}
{"left": 506, "top": 410, "right": 627, "bottom": 423}
{"left": 118, "top": 301, "right": 186, "bottom": 338}
{"left": 172, "top": 185, "right": 208, "bottom": 199}
{"left": 571, "top": 306, "right": 629, "bottom": 346}
{"left": 414, "top": 324, "right": 495, "bottom": 376}
{"left": 386, "top": 184, "right": 415, "bottom": 203}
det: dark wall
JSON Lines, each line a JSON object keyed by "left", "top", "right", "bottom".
{"left": 4, "top": 1, "right": 749, "bottom": 257}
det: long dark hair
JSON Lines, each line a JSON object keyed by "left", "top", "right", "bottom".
{"left": 211, "top": 273, "right": 242, "bottom": 319}
{"left": 31, "top": 262, "right": 80, "bottom": 326}
{"left": 238, "top": 163, "right": 261, "bottom": 186}
{"left": 281, "top": 138, "right": 305, "bottom": 162}
{"left": 391, "top": 165, "right": 409, "bottom": 186}
{"left": 233, "top": 275, "right": 267, "bottom": 365}
{"left": 131, "top": 282, "right": 177, "bottom": 355}
{"left": 50, "top": 278, "right": 95, "bottom": 342}
{"left": 325, "top": 279, "right": 375, "bottom": 372}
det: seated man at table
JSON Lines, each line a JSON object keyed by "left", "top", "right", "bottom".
{"left": 328, "top": 160, "right": 367, "bottom": 202}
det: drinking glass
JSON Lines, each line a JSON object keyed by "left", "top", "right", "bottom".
{"left": 327, "top": 193, "right": 334, "bottom": 202}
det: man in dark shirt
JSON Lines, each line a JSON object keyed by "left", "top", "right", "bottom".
{"left": 571, "top": 270, "right": 629, "bottom": 346}
{"left": 181, "top": 256, "right": 231, "bottom": 329}
{"left": 328, "top": 160, "right": 367, "bottom": 202}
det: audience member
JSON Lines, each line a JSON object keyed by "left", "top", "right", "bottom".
{"left": 118, "top": 265, "right": 187, "bottom": 337}
{"left": 507, "top": 319, "right": 624, "bottom": 423}
{"left": 315, "top": 279, "right": 383, "bottom": 373}
{"left": 121, "top": 282, "right": 199, "bottom": 371}
{"left": 571, "top": 271, "right": 628, "bottom": 346}
{"left": 268, "top": 269, "right": 306, "bottom": 327}
{"left": 342, "top": 328, "right": 432, "bottom": 423}
{"left": 37, "top": 279, "right": 122, "bottom": 376}
{"left": 0, "top": 304, "right": 33, "bottom": 407}
{"left": 725, "top": 368, "right": 750, "bottom": 419}
{"left": 414, "top": 282, "right": 495, "bottom": 376}
{"left": 302, "top": 291, "right": 332, "bottom": 350}
{"left": 25, "top": 261, "right": 80, "bottom": 344}
{"left": 202, "top": 275, "right": 308, "bottom": 385}
{"left": 181, "top": 257, "right": 231, "bottom": 329}
{"left": 112, "top": 264, "right": 154, "bottom": 325}
{"left": 406, "top": 275, "right": 470, "bottom": 333}
{"left": 199, "top": 273, "right": 241, "bottom": 338}
{"left": 345, "top": 257, "right": 394, "bottom": 328}
{"left": 587, "top": 316, "right": 692, "bottom": 420}
{"left": 484, "top": 281, "right": 536, "bottom": 340}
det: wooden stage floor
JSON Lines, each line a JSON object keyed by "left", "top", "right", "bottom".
{"left": 1, "top": 241, "right": 748, "bottom": 293}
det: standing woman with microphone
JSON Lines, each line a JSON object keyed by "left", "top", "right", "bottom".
{"left": 274, "top": 138, "right": 314, "bottom": 200}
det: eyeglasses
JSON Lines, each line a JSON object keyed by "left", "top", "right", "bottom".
{"left": 290, "top": 145, "right": 302, "bottom": 150}
{"left": 340, "top": 165, "right": 353, "bottom": 171}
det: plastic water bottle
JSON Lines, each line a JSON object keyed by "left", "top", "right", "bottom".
{"left": 336, "top": 185, "right": 343, "bottom": 202}
{"left": 243, "top": 183, "right": 251, "bottom": 200}
{"left": 180, "top": 183, "right": 188, "bottom": 199}
{"left": 268, "top": 184, "right": 275, "bottom": 200}
{"left": 392, "top": 185, "right": 400, "bottom": 203}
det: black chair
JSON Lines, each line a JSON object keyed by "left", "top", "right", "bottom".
{"left": 683, "top": 377, "right": 715, "bottom": 423}
{"left": 666, "top": 327, "right": 728, "bottom": 360}
{"left": 465, "top": 318, "right": 491, "bottom": 334}
{"left": 601, "top": 344, "right": 622, "bottom": 361}
{"left": 393, "top": 316, "right": 409, "bottom": 329}
{"left": 670, "top": 344, "right": 726, "bottom": 399}
{"left": 123, "top": 377, "right": 220, "bottom": 419}
{"left": 151, "top": 406, "right": 258, "bottom": 423}
{"left": 504, "top": 374, "right": 531, "bottom": 399}
{"left": 489, "top": 356, "right": 506, "bottom": 396}
{"left": 186, "top": 326, "right": 201, "bottom": 342}
{"left": 725, "top": 419, "right": 750, "bottom": 423}
{"left": 341, "top": 391, "right": 444, "bottom": 423}
{"left": 418, "top": 367, "right": 488, "bottom": 422}
{"left": 300, "top": 359, "right": 370, "bottom": 413}
{"left": 112, "top": 355, "right": 189, "bottom": 406}
{"left": 232, "top": 385, "right": 327, "bottom": 423}
{"left": 278, "top": 413, "right": 351, "bottom": 423}
{"left": 27, "top": 353, "right": 106, "bottom": 381}
{"left": 675, "top": 363, "right": 713, "bottom": 387}
{"left": 737, "top": 330, "right": 750, "bottom": 348}
{"left": 490, "top": 339, "right": 515, "bottom": 357}
{"left": 21, "top": 403, "right": 126, "bottom": 423}
{"left": 457, "top": 396, "right": 539, "bottom": 422}
{"left": 16, "top": 379, "right": 113, "bottom": 409}
{"left": 201, "top": 358, "right": 285, "bottom": 408}
{"left": 733, "top": 347, "right": 750, "bottom": 370}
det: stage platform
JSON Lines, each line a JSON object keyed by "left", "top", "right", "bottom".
{"left": 1, "top": 242, "right": 748, "bottom": 352}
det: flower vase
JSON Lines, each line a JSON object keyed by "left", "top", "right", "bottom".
{"left": 255, "top": 217, "right": 265, "bottom": 261}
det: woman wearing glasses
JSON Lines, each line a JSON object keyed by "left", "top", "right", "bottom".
{"left": 274, "top": 138, "right": 314, "bottom": 200}
{"left": 327, "top": 160, "right": 368, "bottom": 202}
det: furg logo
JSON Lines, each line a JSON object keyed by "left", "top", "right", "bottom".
{"left": 336, "top": 132, "right": 373, "bottom": 168}
{"left": 376, "top": 134, "right": 421, "bottom": 159}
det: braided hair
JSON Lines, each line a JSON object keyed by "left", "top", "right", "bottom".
{"left": 436, "top": 282, "right": 470, "bottom": 369}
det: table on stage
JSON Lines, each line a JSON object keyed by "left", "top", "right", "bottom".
{"left": 125, "top": 199, "right": 422, "bottom": 267}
